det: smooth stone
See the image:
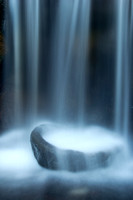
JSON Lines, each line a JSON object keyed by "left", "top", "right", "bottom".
{"left": 30, "top": 124, "right": 123, "bottom": 172}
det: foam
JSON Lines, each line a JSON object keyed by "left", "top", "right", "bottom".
{"left": 44, "top": 126, "right": 124, "bottom": 153}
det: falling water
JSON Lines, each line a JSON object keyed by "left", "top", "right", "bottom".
{"left": 50, "top": 0, "right": 91, "bottom": 124}
{"left": 4, "top": 0, "right": 91, "bottom": 127}
{"left": 9, "top": 0, "right": 22, "bottom": 125}
{"left": 115, "top": 0, "right": 132, "bottom": 145}
{"left": 25, "top": 0, "right": 40, "bottom": 122}
{"left": 6, "top": 0, "right": 40, "bottom": 125}
{"left": 4, "top": 0, "right": 133, "bottom": 140}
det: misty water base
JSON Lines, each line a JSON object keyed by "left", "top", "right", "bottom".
{"left": 0, "top": 125, "right": 133, "bottom": 199}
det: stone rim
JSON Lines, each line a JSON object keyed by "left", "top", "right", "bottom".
{"left": 30, "top": 124, "right": 123, "bottom": 172}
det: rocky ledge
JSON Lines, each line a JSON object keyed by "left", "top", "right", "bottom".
{"left": 30, "top": 124, "right": 124, "bottom": 172}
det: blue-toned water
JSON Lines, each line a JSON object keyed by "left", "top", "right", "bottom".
{"left": 1, "top": 1, "right": 133, "bottom": 197}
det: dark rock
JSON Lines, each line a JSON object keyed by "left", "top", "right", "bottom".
{"left": 30, "top": 124, "right": 122, "bottom": 172}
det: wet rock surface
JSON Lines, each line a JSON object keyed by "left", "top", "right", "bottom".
{"left": 30, "top": 124, "right": 123, "bottom": 172}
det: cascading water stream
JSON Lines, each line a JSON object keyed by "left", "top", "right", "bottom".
{"left": 50, "top": 0, "right": 91, "bottom": 124}
{"left": 5, "top": 0, "right": 91, "bottom": 127}
{"left": 5, "top": 0, "right": 40, "bottom": 126}
{"left": 25, "top": 0, "right": 40, "bottom": 122}
{"left": 9, "top": 0, "right": 22, "bottom": 125}
{"left": 115, "top": 0, "right": 132, "bottom": 152}
{"left": 6, "top": 0, "right": 133, "bottom": 137}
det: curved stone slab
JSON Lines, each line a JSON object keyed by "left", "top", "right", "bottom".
{"left": 30, "top": 124, "right": 123, "bottom": 172}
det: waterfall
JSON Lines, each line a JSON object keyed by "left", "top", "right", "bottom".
{"left": 3, "top": 0, "right": 133, "bottom": 139}
{"left": 115, "top": 0, "right": 132, "bottom": 145}
{"left": 50, "top": 0, "right": 91, "bottom": 124}
{"left": 25, "top": 0, "right": 40, "bottom": 122}
{"left": 6, "top": 0, "right": 40, "bottom": 126}
{"left": 5, "top": 0, "right": 91, "bottom": 127}
{"left": 9, "top": 0, "right": 22, "bottom": 125}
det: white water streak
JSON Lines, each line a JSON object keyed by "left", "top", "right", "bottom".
{"left": 26, "top": 0, "right": 40, "bottom": 121}
{"left": 115, "top": 0, "right": 124, "bottom": 133}
{"left": 51, "top": 0, "right": 91, "bottom": 124}
{"left": 115, "top": 0, "right": 131, "bottom": 156}
{"left": 9, "top": 0, "right": 22, "bottom": 124}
